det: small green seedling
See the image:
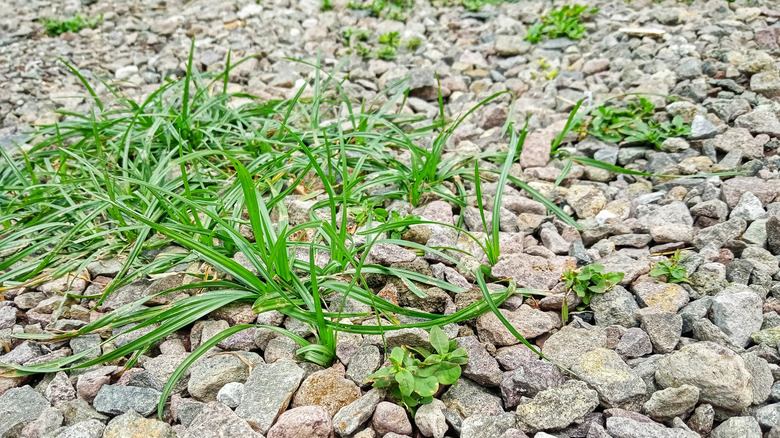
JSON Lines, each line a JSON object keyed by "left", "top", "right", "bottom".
{"left": 526, "top": 5, "right": 598, "bottom": 43}
{"left": 321, "top": 0, "right": 334, "bottom": 10}
{"left": 365, "top": 325, "right": 467, "bottom": 412}
{"left": 406, "top": 37, "right": 422, "bottom": 51}
{"left": 42, "top": 14, "right": 103, "bottom": 37}
{"left": 563, "top": 263, "right": 624, "bottom": 306}
{"left": 578, "top": 97, "right": 691, "bottom": 148}
{"left": 649, "top": 251, "right": 690, "bottom": 284}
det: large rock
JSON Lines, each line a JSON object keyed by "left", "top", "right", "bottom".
{"left": 606, "top": 416, "right": 699, "bottom": 438}
{"left": 371, "top": 402, "right": 412, "bottom": 436}
{"left": 267, "top": 405, "right": 332, "bottom": 438}
{"left": 460, "top": 413, "right": 517, "bottom": 438}
{"left": 183, "top": 402, "right": 262, "bottom": 438}
{"left": 642, "top": 385, "right": 699, "bottom": 422}
{"left": 632, "top": 282, "right": 689, "bottom": 313}
{"left": 441, "top": 378, "right": 503, "bottom": 419}
{"left": 187, "top": 351, "right": 261, "bottom": 402}
{"left": 235, "top": 359, "right": 305, "bottom": 434}
{"left": 711, "top": 290, "right": 763, "bottom": 347}
{"left": 102, "top": 410, "right": 174, "bottom": 438}
{"left": 333, "top": 388, "right": 384, "bottom": 437}
{"left": 515, "top": 380, "right": 599, "bottom": 432}
{"left": 490, "top": 255, "right": 561, "bottom": 290}
{"left": 711, "top": 416, "right": 762, "bottom": 438}
{"left": 590, "top": 286, "right": 640, "bottom": 328}
{"left": 655, "top": 342, "right": 753, "bottom": 411}
{"left": 542, "top": 324, "right": 608, "bottom": 369}
{"left": 476, "top": 305, "right": 558, "bottom": 346}
{"left": 92, "top": 385, "right": 161, "bottom": 417}
{"left": 292, "top": 366, "right": 361, "bottom": 417}
{"left": 571, "top": 348, "right": 647, "bottom": 410}
{"left": 414, "top": 399, "right": 447, "bottom": 438}
{"left": 693, "top": 217, "right": 747, "bottom": 250}
{"left": 457, "top": 336, "right": 503, "bottom": 387}
{"left": 0, "top": 386, "right": 50, "bottom": 438}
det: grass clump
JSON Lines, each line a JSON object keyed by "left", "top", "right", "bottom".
{"left": 575, "top": 97, "right": 690, "bottom": 148}
{"left": 650, "top": 251, "right": 690, "bottom": 284}
{"left": 525, "top": 5, "right": 598, "bottom": 43}
{"left": 366, "top": 325, "right": 467, "bottom": 412}
{"left": 41, "top": 14, "right": 103, "bottom": 36}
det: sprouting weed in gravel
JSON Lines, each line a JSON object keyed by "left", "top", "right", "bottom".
{"left": 563, "top": 263, "right": 624, "bottom": 307}
{"left": 650, "top": 250, "right": 691, "bottom": 284}
{"left": 348, "top": 0, "right": 414, "bottom": 20}
{"left": 576, "top": 97, "right": 691, "bottom": 148}
{"left": 321, "top": 0, "right": 334, "bottom": 10}
{"left": 406, "top": 37, "right": 422, "bottom": 51}
{"left": 525, "top": 5, "right": 598, "bottom": 44}
{"left": 41, "top": 14, "right": 103, "bottom": 36}
{"left": 365, "top": 325, "right": 467, "bottom": 412}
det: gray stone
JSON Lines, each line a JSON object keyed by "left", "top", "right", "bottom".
{"left": 46, "top": 419, "right": 104, "bottom": 438}
{"left": 615, "top": 328, "right": 653, "bottom": 358}
{"left": 711, "top": 416, "right": 762, "bottom": 438}
{"left": 632, "top": 282, "right": 689, "bottom": 313}
{"left": 642, "top": 385, "right": 699, "bottom": 422}
{"left": 102, "top": 410, "right": 173, "bottom": 438}
{"left": 693, "top": 217, "right": 747, "bottom": 249}
{"left": 59, "top": 399, "right": 107, "bottom": 427}
{"left": 215, "top": 382, "right": 244, "bottom": 409}
{"left": 235, "top": 359, "right": 304, "bottom": 434}
{"left": 476, "top": 305, "right": 557, "bottom": 346}
{"left": 345, "top": 344, "right": 381, "bottom": 387}
{"left": 571, "top": 348, "right": 647, "bottom": 410}
{"left": 686, "top": 404, "right": 714, "bottom": 437}
{"left": 495, "top": 35, "right": 530, "bottom": 56}
{"left": 735, "top": 109, "right": 780, "bottom": 137}
{"left": 92, "top": 385, "right": 161, "bottom": 417}
{"left": 515, "top": 380, "right": 599, "bottom": 432}
{"left": 542, "top": 324, "right": 608, "bottom": 369}
{"left": 711, "top": 290, "right": 763, "bottom": 347}
{"left": 369, "top": 243, "right": 417, "bottom": 266}
{"left": 441, "top": 378, "right": 503, "bottom": 419}
{"left": 187, "top": 351, "right": 261, "bottom": 402}
{"left": 173, "top": 399, "right": 203, "bottom": 427}
{"left": 44, "top": 372, "right": 76, "bottom": 408}
{"left": 731, "top": 192, "right": 767, "bottom": 222}
{"left": 742, "top": 353, "right": 773, "bottom": 404}
{"left": 371, "top": 402, "right": 412, "bottom": 436}
{"left": 501, "top": 359, "right": 566, "bottom": 409}
{"left": 640, "top": 312, "right": 682, "bottom": 354}
{"left": 183, "top": 402, "right": 262, "bottom": 438}
{"left": 689, "top": 115, "right": 718, "bottom": 140}
{"left": 461, "top": 413, "right": 516, "bottom": 438}
{"left": 457, "top": 336, "right": 503, "bottom": 387}
{"left": 333, "top": 388, "right": 384, "bottom": 437}
{"left": 591, "top": 286, "right": 640, "bottom": 328}
{"left": 414, "top": 399, "right": 447, "bottom": 438}
{"left": 655, "top": 342, "right": 753, "bottom": 411}
{"left": 756, "top": 403, "right": 780, "bottom": 429}
{"left": 606, "top": 416, "right": 699, "bottom": 438}
{"left": 20, "top": 407, "right": 63, "bottom": 438}
{"left": 266, "top": 405, "right": 332, "bottom": 438}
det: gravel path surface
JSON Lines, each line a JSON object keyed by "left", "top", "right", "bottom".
{"left": 3, "top": 0, "right": 780, "bottom": 438}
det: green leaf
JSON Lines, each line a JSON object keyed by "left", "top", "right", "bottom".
{"left": 430, "top": 325, "right": 450, "bottom": 356}
{"left": 434, "top": 361, "right": 462, "bottom": 385}
{"left": 390, "top": 347, "right": 406, "bottom": 367}
{"left": 414, "top": 375, "right": 439, "bottom": 397}
{"left": 396, "top": 369, "right": 415, "bottom": 397}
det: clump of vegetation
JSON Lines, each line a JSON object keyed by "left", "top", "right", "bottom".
{"left": 650, "top": 251, "right": 690, "bottom": 284}
{"left": 563, "top": 263, "right": 624, "bottom": 306}
{"left": 457, "top": 0, "right": 520, "bottom": 11}
{"left": 525, "top": 5, "right": 598, "bottom": 43}
{"left": 366, "top": 326, "right": 467, "bottom": 412}
{"left": 321, "top": 0, "right": 334, "bottom": 10}
{"left": 378, "top": 31, "right": 401, "bottom": 60}
{"left": 576, "top": 97, "right": 691, "bottom": 148}
{"left": 344, "top": 29, "right": 418, "bottom": 61}
{"left": 348, "top": 0, "right": 414, "bottom": 20}
{"left": 41, "top": 14, "right": 103, "bottom": 36}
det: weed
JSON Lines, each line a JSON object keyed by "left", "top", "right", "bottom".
{"left": 650, "top": 251, "right": 690, "bottom": 284}
{"left": 379, "top": 31, "right": 401, "bottom": 47}
{"left": 563, "top": 263, "right": 624, "bottom": 307}
{"left": 525, "top": 5, "right": 598, "bottom": 44}
{"left": 41, "top": 14, "right": 103, "bottom": 36}
{"left": 576, "top": 97, "right": 691, "bottom": 148}
{"left": 366, "top": 326, "right": 467, "bottom": 412}
{"left": 406, "top": 37, "right": 422, "bottom": 51}
{"left": 348, "top": 0, "right": 414, "bottom": 20}
{"left": 321, "top": 0, "right": 334, "bottom": 10}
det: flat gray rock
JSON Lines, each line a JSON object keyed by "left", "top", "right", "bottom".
{"left": 0, "top": 386, "right": 50, "bottom": 438}
{"left": 235, "top": 359, "right": 304, "bottom": 434}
